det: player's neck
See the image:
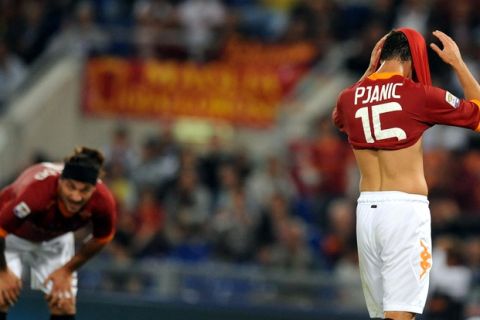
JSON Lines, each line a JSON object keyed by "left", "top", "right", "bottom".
{"left": 376, "top": 60, "right": 411, "bottom": 78}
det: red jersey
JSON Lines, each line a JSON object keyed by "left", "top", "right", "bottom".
{"left": 0, "top": 163, "right": 116, "bottom": 242}
{"left": 333, "top": 73, "right": 480, "bottom": 150}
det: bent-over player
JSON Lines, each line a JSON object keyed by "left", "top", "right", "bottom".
{"left": 0, "top": 146, "right": 116, "bottom": 320}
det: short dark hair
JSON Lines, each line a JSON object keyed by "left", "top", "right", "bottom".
{"left": 65, "top": 146, "right": 104, "bottom": 168}
{"left": 380, "top": 31, "right": 411, "bottom": 62}
{"left": 62, "top": 146, "right": 105, "bottom": 183}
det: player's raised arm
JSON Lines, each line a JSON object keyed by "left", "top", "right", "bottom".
{"left": 358, "top": 34, "right": 388, "bottom": 82}
{"left": 431, "top": 30, "right": 480, "bottom": 100}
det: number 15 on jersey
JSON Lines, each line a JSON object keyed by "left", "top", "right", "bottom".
{"left": 355, "top": 102, "right": 407, "bottom": 143}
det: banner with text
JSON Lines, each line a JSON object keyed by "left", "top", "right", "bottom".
{"left": 83, "top": 40, "right": 316, "bottom": 128}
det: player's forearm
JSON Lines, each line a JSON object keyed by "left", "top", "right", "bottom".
{"left": 63, "top": 237, "right": 107, "bottom": 273}
{"left": 452, "top": 60, "right": 480, "bottom": 100}
{"left": 0, "top": 237, "right": 7, "bottom": 271}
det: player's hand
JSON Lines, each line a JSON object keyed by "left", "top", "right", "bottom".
{"left": 430, "top": 30, "right": 463, "bottom": 68}
{"left": 44, "top": 267, "right": 73, "bottom": 309}
{"left": 368, "top": 34, "right": 388, "bottom": 72}
{"left": 0, "top": 268, "right": 22, "bottom": 307}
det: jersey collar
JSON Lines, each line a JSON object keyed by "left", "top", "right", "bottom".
{"left": 367, "top": 72, "right": 403, "bottom": 80}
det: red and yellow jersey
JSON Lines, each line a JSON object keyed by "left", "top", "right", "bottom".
{"left": 0, "top": 163, "right": 116, "bottom": 242}
{"left": 333, "top": 73, "right": 480, "bottom": 150}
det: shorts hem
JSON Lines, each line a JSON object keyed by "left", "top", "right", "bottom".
{"left": 384, "top": 303, "right": 423, "bottom": 314}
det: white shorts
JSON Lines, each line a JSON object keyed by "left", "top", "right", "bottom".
{"left": 356, "top": 191, "right": 432, "bottom": 318}
{"left": 5, "top": 232, "right": 78, "bottom": 296}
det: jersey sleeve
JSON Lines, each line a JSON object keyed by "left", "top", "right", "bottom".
{"left": 419, "top": 86, "right": 480, "bottom": 130}
{"left": 333, "top": 93, "right": 345, "bottom": 132}
{"left": 91, "top": 186, "right": 117, "bottom": 243}
{"left": 0, "top": 198, "right": 23, "bottom": 237}
{"left": 0, "top": 181, "right": 52, "bottom": 237}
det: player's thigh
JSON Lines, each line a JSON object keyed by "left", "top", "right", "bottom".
{"left": 381, "top": 201, "right": 431, "bottom": 314}
{"left": 5, "top": 235, "right": 28, "bottom": 279}
{"left": 31, "top": 233, "right": 78, "bottom": 295}
{"left": 356, "top": 202, "right": 384, "bottom": 318}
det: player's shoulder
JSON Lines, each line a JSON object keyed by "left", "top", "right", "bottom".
{"left": 11, "top": 163, "right": 60, "bottom": 203}
{"left": 336, "top": 82, "right": 358, "bottom": 104}
{"left": 18, "top": 162, "right": 61, "bottom": 186}
{"left": 90, "top": 181, "right": 116, "bottom": 209}
{"left": 94, "top": 180, "right": 113, "bottom": 196}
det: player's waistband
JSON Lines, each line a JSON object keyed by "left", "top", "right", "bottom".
{"left": 358, "top": 191, "right": 428, "bottom": 204}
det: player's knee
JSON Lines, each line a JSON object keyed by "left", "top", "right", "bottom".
{"left": 0, "top": 304, "right": 8, "bottom": 313}
{"left": 48, "top": 298, "right": 76, "bottom": 315}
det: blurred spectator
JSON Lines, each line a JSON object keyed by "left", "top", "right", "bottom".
{"left": 255, "top": 193, "right": 292, "bottom": 258}
{"left": 163, "top": 167, "right": 211, "bottom": 246}
{"left": 108, "top": 210, "right": 137, "bottom": 264}
{"left": 6, "top": 0, "right": 64, "bottom": 64}
{"left": 365, "top": 0, "right": 397, "bottom": 31}
{"left": 215, "top": 162, "right": 249, "bottom": 212}
{"left": 0, "top": 39, "right": 27, "bottom": 108}
{"left": 230, "top": 146, "right": 253, "bottom": 185}
{"left": 283, "top": 0, "right": 339, "bottom": 60}
{"left": 198, "top": 135, "right": 231, "bottom": 206}
{"left": 392, "top": 0, "right": 430, "bottom": 35}
{"left": 453, "top": 150, "right": 480, "bottom": 213}
{"left": 176, "top": 0, "right": 227, "bottom": 61}
{"left": 211, "top": 188, "right": 258, "bottom": 262}
{"left": 423, "top": 149, "right": 457, "bottom": 196}
{"left": 262, "top": 217, "right": 312, "bottom": 270}
{"left": 320, "top": 198, "right": 356, "bottom": 269}
{"left": 246, "top": 154, "right": 295, "bottom": 207}
{"left": 334, "top": 246, "right": 364, "bottom": 308}
{"left": 288, "top": 139, "right": 320, "bottom": 198}
{"left": 258, "top": 0, "right": 297, "bottom": 41}
{"left": 132, "top": 132, "right": 179, "bottom": 199}
{"left": 132, "top": 0, "right": 161, "bottom": 58}
{"left": 428, "top": 236, "right": 473, "bottom": 320}
{"left": 103, "top": 123, "right": 139, "bottom": 177}
{"left": 130, "top": 187, "right": 169, "bottom": 258}
{"left": 430, "top": 196, "right": 462, "bottom": 239}
{"left": 46, "top": 1, "right": 109, "bottom": 58}
{"left": 104, "top": 161, "right": 137, "bottom": 213}
{"left": 310, "top": 115, "right": 353, "bottom": 199}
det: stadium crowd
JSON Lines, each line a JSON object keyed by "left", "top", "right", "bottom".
{"left": 3, "top": 0, "right": 480, "bottom": 319}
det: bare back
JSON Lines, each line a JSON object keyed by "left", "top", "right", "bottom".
{"left": 353, "top": 139, "right": 428, "bottom": 195}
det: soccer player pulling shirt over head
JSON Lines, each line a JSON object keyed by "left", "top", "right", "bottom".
{"left": 333, "top": 28, "right": 480, "bottom": 320}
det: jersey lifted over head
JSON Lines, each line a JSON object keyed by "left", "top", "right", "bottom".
{"left": 0, "top": 163, "right": 116, "bottom": 242}
{"left": 333, "top": 72, "right": 480, "bottom": 150}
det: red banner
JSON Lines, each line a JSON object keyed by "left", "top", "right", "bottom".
{"left": 83, "top": 40, "right": 316, "bottom": 128}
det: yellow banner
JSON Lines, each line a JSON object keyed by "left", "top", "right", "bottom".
{"left": 83, "top": 40, "right": 315, "bottom": 127}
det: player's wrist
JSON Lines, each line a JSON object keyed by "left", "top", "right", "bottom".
{"left": 451, "top": 59, "right": 467, "bottom": 72}
{"left": 62, "top": 263, "right": 77, "bottom": 274}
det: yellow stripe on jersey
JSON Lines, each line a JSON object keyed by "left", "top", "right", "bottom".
{"left": 471, "top": 99, "right": 480, "bottom": 132}
{"left": 367, "top": 72, "right": 403, "bottom": 80}
{"left": 0, "top": 228, "right": 8, "bottom": 238}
